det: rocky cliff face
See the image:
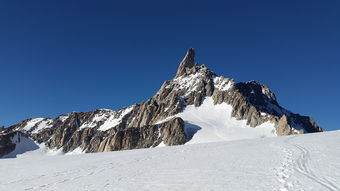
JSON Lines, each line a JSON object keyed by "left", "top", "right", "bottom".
{"left": 0, "top": 48, "right": 323, "bottom": 157}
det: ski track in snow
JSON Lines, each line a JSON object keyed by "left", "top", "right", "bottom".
{"left": 286, "top": 137, "right": 340, "bottom": 191}
{"left": 1, "top": 131, "right": 340, "bottom": 191}
{"left": 271, "top": 134, "right": 340, "bottom": 191}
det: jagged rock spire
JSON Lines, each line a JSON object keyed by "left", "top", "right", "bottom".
{"left": 175, "top": 48, "right": 196, "bottom": 78}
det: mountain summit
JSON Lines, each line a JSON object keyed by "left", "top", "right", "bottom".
{"left": 175, "top": 48, "right": 196, "bottom": 77}
{"left": 0, "top": 49, "right": 323, "bottom": 158}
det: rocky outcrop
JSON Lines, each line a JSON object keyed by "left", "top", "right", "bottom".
{"left": 0, "top": 132, "right": 17, "bottom": 158}
{"left": 1, "top": 48, "right": 323, "bottom": 157}
{"left": 160, "top": 117, "right": 186, "bottom": 145}
{"left": 97, "top": 117, "right": 185, "bottom": 152}
{"left": 276, "top": 115, "right": 293, "bottom": 136}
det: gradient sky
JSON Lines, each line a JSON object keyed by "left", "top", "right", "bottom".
{"left": 0, "top": 0, "right": 339, "bottom": 130}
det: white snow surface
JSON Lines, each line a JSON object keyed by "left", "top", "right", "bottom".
{"left": 21, "top": 118, "right": 45, "bottom": 132}
{"left": 65, "top": 147, "right": 85, "bottom": 155}
{"left": 164, "top": 97, "right": 277, "bottom": 143}
{"left": 2, "top": 135, "right": 65, "bottom": 159}
{"left": 1, "top": 131, "right": 340, "bottom": 191}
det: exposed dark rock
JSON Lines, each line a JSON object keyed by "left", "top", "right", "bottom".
{"left": 0, "top": 132, "right": 17, "bottom": 158}
{"left": 96, "top": 117, "right": 185, "bottom": 152}
{"left": 160, "top": 117, "right": 186, "bottom": 146}
{"left": 290, "top": 114, "right": 323, "bottom": 133}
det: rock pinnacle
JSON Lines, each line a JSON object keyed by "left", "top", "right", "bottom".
{"left": 175, "top": 48, "right": 196, "bottom": 77}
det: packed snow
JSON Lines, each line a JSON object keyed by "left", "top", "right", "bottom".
{"left": 1, "top": 131, "right": 339, "bottom": 191}
{"left": 160, "top": 97, "right": 277, "bottom": 143}
{"left": 65, "top": 147, "right": 85, "bottom": 155}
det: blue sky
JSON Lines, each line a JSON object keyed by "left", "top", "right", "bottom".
{"left": 0, "top": 0, "right": 339, "bottom": 130}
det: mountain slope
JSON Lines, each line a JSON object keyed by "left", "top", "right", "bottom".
{"left": 0, "top": 48, "right": 322, "bottom": 157}
{"left": 1, "top": 131, "right": 339, "bottom": 191}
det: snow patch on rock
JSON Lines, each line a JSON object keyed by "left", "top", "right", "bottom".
{"left": 173, "top": 72, "right": 205, "bottom": 96}
{"left": 213, "top": 76, "right": 232, "bottom": 91}
{"left": 98, "top": 106, "right": 134, "bottom": 131}
{"left": 79, "top": 110, "right": 114, "bottom": 130}
{"left": 31, "top": 119, "right": 53, "bottom": 134}
{"left": 58, "top": 115, "right": 69, "bottom": 122}
{"left": 21, "top": 118, "right": 45, "bottom": 132}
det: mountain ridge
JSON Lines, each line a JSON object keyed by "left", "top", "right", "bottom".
{"left": 0, "top": 48, "right": 323, "bottom": 158}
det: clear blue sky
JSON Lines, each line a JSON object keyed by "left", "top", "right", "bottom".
{"left": 0, "top": 0, "right": 339, "bottom": 130}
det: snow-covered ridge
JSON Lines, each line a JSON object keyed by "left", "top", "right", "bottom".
{"left": 17, "top": 106, "right": 135, "bottom": 134}
{"left": 171, "top": 72, "right": 205, "bottom": 96}
{"left": 78, "top": 106, "right": 135, "bottom": 131}
{"left": 213, "top": 76, "right": 233, "bottom": 91}
{"left": 58, "top": 114, "right": 69, "bottom": 122}
{"left": 78, "top": 110, "right": 116, "bottom": 130}
{"left": 171, "top": 68, "right": 234, "bottom": 96}
{"left": 31, "top": 119, "right": 53, "bottom": 134}
{"left": 20, "top": 118, "right": 45, "bottom": 132}
{"left": 18, "top": 118, "right": 53, "bottom": 134}
{"left": 97, "top": 106, "right": 134, "bottom": 131}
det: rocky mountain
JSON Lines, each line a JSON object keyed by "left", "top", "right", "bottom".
{"left": 0, "top": 48, "right": 323, "bottom": 158}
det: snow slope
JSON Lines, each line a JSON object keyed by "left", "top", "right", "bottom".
{"left": 1, "top": 131, "right": 339, "bottom": 191}
{"left": 177, "top": 97, "right": 277, "bottom": 143}
{"left": 21, "top": 118, "right": 45, "bottom": 132}
{"left": 2, "top": 133, "right": 40, "bottom": 158}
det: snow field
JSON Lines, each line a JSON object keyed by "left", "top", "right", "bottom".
{"left": 0, "top": 131, "right": 339, "bottom": 191}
